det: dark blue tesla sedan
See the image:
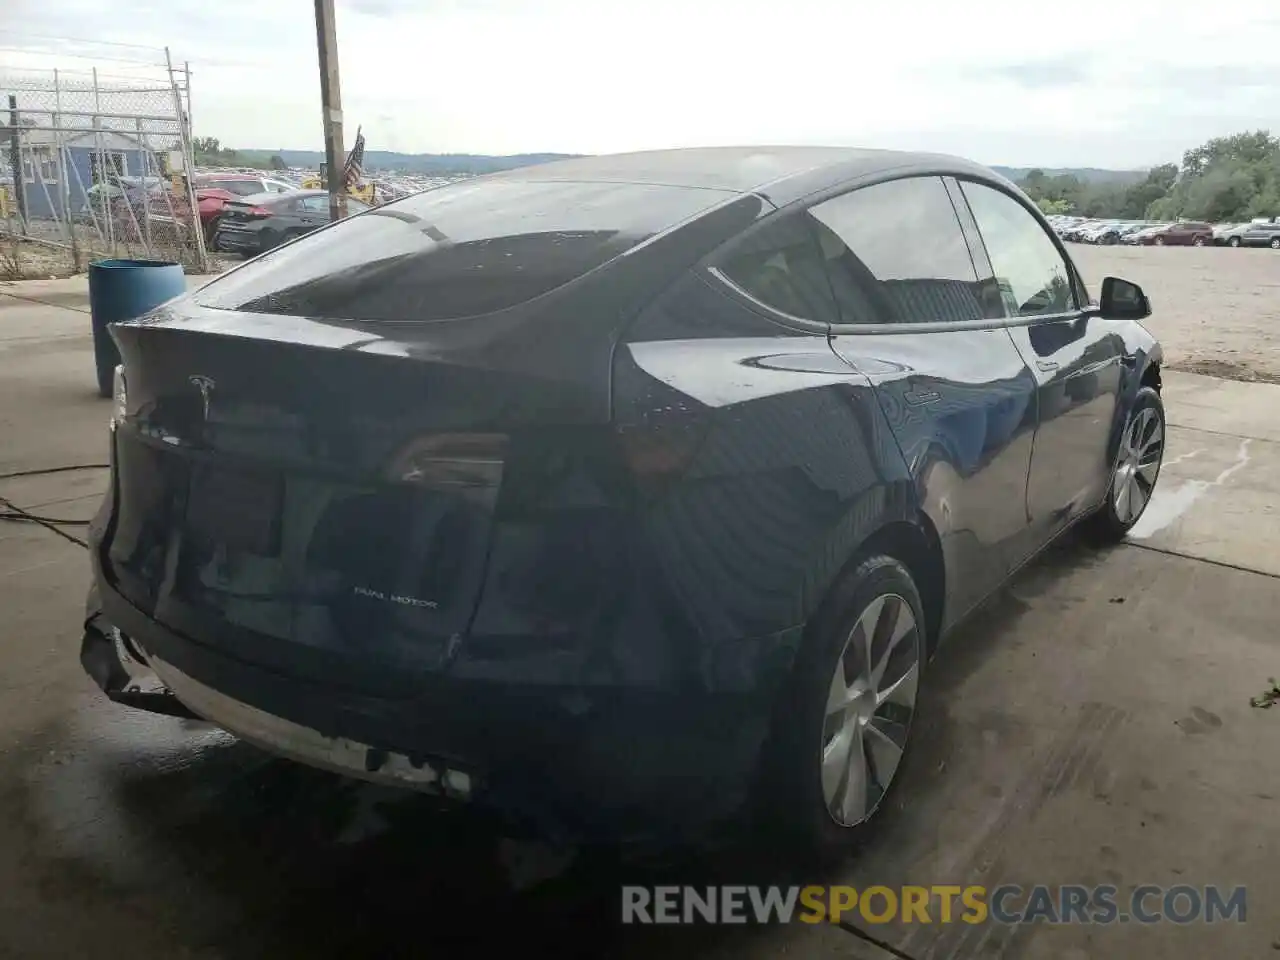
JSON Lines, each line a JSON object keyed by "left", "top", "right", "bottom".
{"left": 81, "top": 147, "right": 1164, "bottom": 858}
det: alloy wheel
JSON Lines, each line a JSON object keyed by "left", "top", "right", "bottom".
{"left": 1271, "top": 238, "right": 1280, "bottom": 250}
{"left": 1113, "top": 406, "right": 1164, "bottom": 525}
{"left": 1230, "top": 237, "right": 1241, "bottom": 248}
{"left": 1193, "top": 237, "right": 1205, "bottom": 247}
{"left": 821, "top": 593, "right": 920, "bottom": 827}
{"left": 1155, "top": 236, "right": 1165, "bottom": 246}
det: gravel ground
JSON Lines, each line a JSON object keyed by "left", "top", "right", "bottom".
{"left": 1072, "top": 244, "right": 1280, "bottom": 384}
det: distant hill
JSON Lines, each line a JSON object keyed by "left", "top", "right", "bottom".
{"left": 230, "top": 149, "right": 1146, "bottom": 182}
{"left": 990, "top": 166, "right": 1148, "bottom": 185}
{"left": 235, "top": 149, "right": 581, "bottom": 175}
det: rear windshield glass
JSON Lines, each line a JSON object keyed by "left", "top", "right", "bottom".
{"left": 193, "top": 179, "right": 724, "bottom": 321}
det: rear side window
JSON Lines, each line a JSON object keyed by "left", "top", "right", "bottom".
{"left": 711, "top": 213, "right": 839, "bottom": 324}
{"left": 807, "top": 176, "right": 984, "bottom": 325}
{"left": 959, "top": 181, "right": 1074, "bottom": 317}
{"left": 214, "top": 180, "right": 264, "bottom": 196}
{"left": 194, "top": 179, "right": 724, "bottom": 321}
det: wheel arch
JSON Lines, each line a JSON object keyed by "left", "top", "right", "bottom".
{"left": 805, "top": 513, "right": 946, "bottom": 661}
{"left": 856, "top": 516, "right": 946, "bottom": 657}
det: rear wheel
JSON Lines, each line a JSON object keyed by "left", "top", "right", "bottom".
{"left": 760, "top": 554, "right": 926, "bottom": 861}
{"left": 1229, "top": 236, "right": 1242, "bottom": 248}
{"left": 1154, "top": 236, "right": 1165, "bottom": 246}
{"left": 1193, "top": 236, "right": 1206, "bottom": 247}
{"left": 1083, "top": 386, "right": 1165, "bottom": 544}
{"left": 1271, "top": 237, "right": 1280, "bottom": 250}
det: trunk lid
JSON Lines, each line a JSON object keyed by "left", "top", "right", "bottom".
{"left": 107, "top": 301, "right": 605, "bottom": 696}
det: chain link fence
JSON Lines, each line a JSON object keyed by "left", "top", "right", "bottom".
{"left": 0, "top": 60, "right": 209, "bottom": 279}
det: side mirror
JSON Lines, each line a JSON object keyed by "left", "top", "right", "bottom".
{"left": 1097, "top": 276, "right": 1150, "bottom": 320}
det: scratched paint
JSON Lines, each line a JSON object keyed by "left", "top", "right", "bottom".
{"left": 1128, "top": 440, "right": 1253, "bottom": 540}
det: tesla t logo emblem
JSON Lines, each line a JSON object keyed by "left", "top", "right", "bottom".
{"left": 188, "top": 375, "right": 215, "bottom": 420}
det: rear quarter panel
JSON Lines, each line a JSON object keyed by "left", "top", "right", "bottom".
{"left": 462, "top": 273, "right": 916, "bottom": 697}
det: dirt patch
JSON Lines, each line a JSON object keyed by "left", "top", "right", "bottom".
{"left": 1072, "top": 245, "right": 1280, "bottom": 385}
{"left": 1166, "top": 358, "right": 1280, "bottom": 385}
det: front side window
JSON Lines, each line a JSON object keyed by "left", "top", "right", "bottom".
{"left": 711, "top": 212, "right": 838, "bottom": 324}
{"left": 960, "top": 181, "right": 1074, "bottom": 318}
{"left": 807, "top": 176, "right": 984, "bottom": 325}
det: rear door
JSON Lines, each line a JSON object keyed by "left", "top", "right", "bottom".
{"left": 820, "top": 175, "right": 1037, "bottom": 626}
{"left": 298, "top": 194, "right": 332, "bottom": 231}
{"left": 954, "top": 178, "right": 1123, "bottom": 550}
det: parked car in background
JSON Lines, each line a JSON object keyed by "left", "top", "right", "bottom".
{"left": 1062, "top": 219, "right": 1106, "bottom": 242}
{"left": 1214, "top": 223, "right": 1252, "bottom": 247}
{"left": 85, "top": 147, "right": 1165, "bottom": 857}
{"left": 1138, "top": 221, "right": 1213, "bottom": 246}
{"left": 213, "top": 188, "right": 369, "bottom": 255}
{"left": 1235, "top": 221, "right": 1280, "bottom": 249}
{"left": 1122, "top": 224, "right": 1167, "bottom": 245}
{"left": 1082, "top": 221, "right": 1141, "bottom": 244}
{"left": 193, "top": 174, "right": 298, "bottom": 243}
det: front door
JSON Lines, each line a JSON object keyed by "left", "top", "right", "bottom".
{"left": 813, "top": 175, "right": 1037, "bottom": 626}
{"left": 953, "top": 179, "right": 1123, "bottom": 551}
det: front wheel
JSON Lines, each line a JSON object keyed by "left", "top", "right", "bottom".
{"left": 1229, "top": 237, "right": 1242, "bottom": 248}
{"left": 1083, "top": 386, "right": 1165, "bottom": 544}
{"left": 1193, "top": 236, "right": 1206, "bottom": 247}
{"left": 759, "top": 554, "right": 926, "bottom": 861}
{"left": 1154, "top": 236, "right": 1165, "bottom": 246}
{"left": 1271, "top": 238, "right": 1280, "bottom": 250}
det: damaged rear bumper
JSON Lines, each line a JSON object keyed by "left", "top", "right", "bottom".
{"left": 80, "top": 576, "right": 771, "bottom": 843}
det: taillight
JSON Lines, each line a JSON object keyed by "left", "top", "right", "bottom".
{"left": 247, "top": 206, "right": 271, "bottom": 217}
{"left": 385, "top": 433, "right": 507, "bottom": 507}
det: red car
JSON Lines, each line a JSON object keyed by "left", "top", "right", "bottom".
{"left": 1138, "top": 221, "right": 1213, "bottom": 246}
{"left": 193, "top": 174, "right": 297, "bottom": 242}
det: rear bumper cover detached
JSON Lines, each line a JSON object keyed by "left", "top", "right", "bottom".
{"left": 81, "top": 567, "right": 772, "bottom": 842}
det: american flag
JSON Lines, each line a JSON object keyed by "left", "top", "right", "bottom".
{"left": 343, "top": 126, "right": 365, "bottom": 189}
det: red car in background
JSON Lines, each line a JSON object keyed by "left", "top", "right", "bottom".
{"left": 193, "top": 174, "right": 297, "bottom": 242}
{"left": 1137, "top": 221, "right": 1213, "bottom": 246}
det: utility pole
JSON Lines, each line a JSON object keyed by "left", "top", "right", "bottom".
{"left": 314, "top": 0, "right": 347, "bottom": 221}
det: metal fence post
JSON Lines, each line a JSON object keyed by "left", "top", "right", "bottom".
{"left": 166, "top": 47, "right": 206, "bottom": 272}
{"left": 135, "top": 117, "right": 151, "bottom": 250}
{"left": 92, "top": 67, "right": 114, "bottom": 252}
{"left": 5, "top": 95, "right": 26, "bottom": 228}
{"left": 52, "top": 69, "right": 81, "bottom": 271}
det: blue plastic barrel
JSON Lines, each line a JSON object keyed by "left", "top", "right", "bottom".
{"left": 88, "top": 259, "right": 186, "bottom": 397}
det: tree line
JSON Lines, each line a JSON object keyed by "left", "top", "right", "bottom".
{"left": 191, "top": 137, "right": 288, "bottom": 172}
{"left": 1019, "top": 130, "right": 1280, "bottom": 223}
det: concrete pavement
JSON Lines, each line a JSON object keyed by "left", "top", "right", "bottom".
{"left": 2, "top": 278, "right": 1277, "bottom": 959}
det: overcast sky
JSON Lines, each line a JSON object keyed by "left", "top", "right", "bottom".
{"left": 5, "top": 0, "right": 1280, "bottom": 168}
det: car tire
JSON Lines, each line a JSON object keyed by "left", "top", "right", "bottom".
{"left": 1229, "top": 237, "right": 1242, "bottom": 248}
{"left": 1193, "top": 236, "right": 1205, "bottom": 247}
{"left": 758, "top": 553, "right": 927, "bottom": 862}
{"left": 1154, "top": 236, "right": 1165, "bottom": 246}
{"left": 204, "top": 216, "right": 220, "bottom": 246}
{"left": 1083, "top": 386, "right": 1165, "bottom": 545}
{"left": 1271, "top": 238, "right": 1280, "bottom": 250}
